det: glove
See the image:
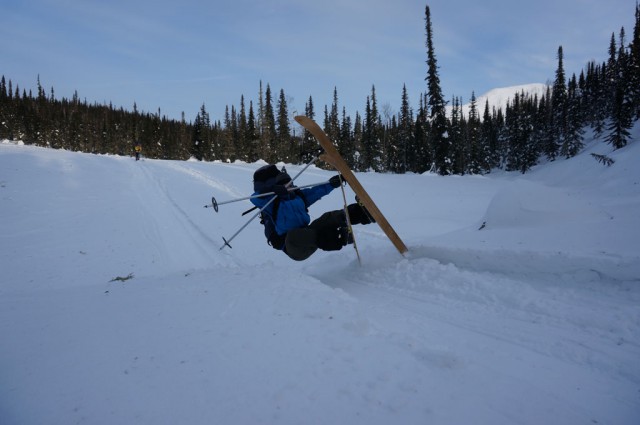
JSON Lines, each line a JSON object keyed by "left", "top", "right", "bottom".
{"left": 329, "top": 175, "right": 344, "bottom": 188}
{"left": 272, "top": 185, "right": 289, "bottom": 198}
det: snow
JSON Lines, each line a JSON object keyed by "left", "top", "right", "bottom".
{"left": 473, "top": 83, "right": 549, "bottom": 111}
{"left": 1, "top": 128, "right": 639, "bottom": 425}
{"left": 451, "top": 83, "right": 550, "bottom": 117}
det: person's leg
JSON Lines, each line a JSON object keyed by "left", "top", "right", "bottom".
{"left": 284, "top": 209, "right": 356, "bottom": 260}
{"left": 284, "top": 227, "right": 318, "bottom": 261}
{"left": 310, "top": 210, "right": 351, "bottom": 251}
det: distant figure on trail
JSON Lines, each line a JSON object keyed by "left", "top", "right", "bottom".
{"left": 250, "top": 164, "right": 375, "bottom": 261}
{"left": 134, "top": 143, "right": 142, "bottom": 161}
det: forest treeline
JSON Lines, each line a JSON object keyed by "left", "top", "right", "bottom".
{"left": 1, "top": 5, "right": 639, "bottom": 174}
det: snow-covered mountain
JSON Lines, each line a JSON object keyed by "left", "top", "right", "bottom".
{"left": 473, "top": 83, "right": 549, "bottom": 112}
{"left": 1, "top": 124, "right": 639, "bottom": 424}
{"left": 450, "top": 83, "right": 549, "bottom": 117}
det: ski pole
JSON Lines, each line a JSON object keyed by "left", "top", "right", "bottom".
{"left": 219, "top": 153, "right": 321, "bottom": 250}
{"left": 338, "top": 174, "right": 361, "bottom": 265}
{"left": 205, "top": 180, "right": 331, "bottom": 212}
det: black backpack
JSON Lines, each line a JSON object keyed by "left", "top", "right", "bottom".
{"left": 252, "top": 165, "right": 307, "bottom": 250}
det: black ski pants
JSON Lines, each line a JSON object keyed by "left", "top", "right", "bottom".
{"left": 284, "top": 209, "right": 346, "bottom": 261}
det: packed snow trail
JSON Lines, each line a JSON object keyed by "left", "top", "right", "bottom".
{"left": 1, "top": 139, "right": 639, "bottom": 424}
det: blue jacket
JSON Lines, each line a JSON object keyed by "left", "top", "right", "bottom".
{"left": 250, "top": 182, "right": 335, "bottom": 236}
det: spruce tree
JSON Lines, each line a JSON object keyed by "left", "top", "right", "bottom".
{"left": 300, "top": 96, "right": 317, "bottom": 161}
{"left": 191, "top": 103, "right": 210, "bottom": 161}
{"left": 352, "top": 112, "right": 364, "bottom": 171}
{"left": 413, "top": 94, "right": 432, "bottom": 173}
{"left": 549, "top": 46, "right": 567, "bottom": 161}
{"left": 480, "top": 100, "right": 498, "bottom": 171}
{"left": 605, "top": 33, "right": 618, "bottom": 114}
{"left": 340, "top": 107, "right": 356, "bottom": 168}
{"left": 467, "top": 92, "right": 483, "bottom": 174}
{"left": 262, "top": 84, "right": 277, "bottom": 162}
{"left": 605, "top": 28, "right": 634, "bottom": 149}
{"left": 362, "top": 86, "right": 383, "bottom": 171}
{"left": 535, "top": 88, "right": 554, "bottom": 162}
{"left": 328, "top": 87, "right": 340, "bottom": 143}
{"left": 425, "top": 6, "right": 450, "bottom": 175}
{"left": 246, "top": 101, "right": 259, "bottom": 162}
{"left": 449, "top": 97, "right": 465, "bottom": 174}
{"left": 396, "top": 84, "right": 413, "bottom": 173}
{"left": 276, "top": 88, "right": 291, "bottom": 161}
{"left": 258, "top": 80, "right": 265, "bottom": 138}
{"left": 237, "top": 95, "right": 248, "bottom": 162}
{"left": 362, "top": 97, "right": 373, "bottom": 171}
{"left": 631, "top": 3, "right": 640, "bottom": 118}
{"left": 505, "top": 93, "right": 525, "bottom": 172}
{"left": 562, "top": 75, "right": 585, "bottom": 157}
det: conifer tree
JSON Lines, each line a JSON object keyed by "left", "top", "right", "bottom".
{"left": 386, "top": 115, "right": 398, "bottom": 172}
{"left": 0, "top": 76, "right": 7, "bottom": 100}
{"left": 237, "top": 95, "right": 248, "bottom": 162}
{"left": 535, "top": 88, "right": 553, "bottom": 161}
{"left": 352, "top": 112, "right": 364, "bottom": 171}
{"left": 258, "top": 80, "right": 265, "bottom": 137}
{"left": 276, "top": 88, "right": 292, "bottom": 162}
{"left": 480, "top": 100, "right": 498, "bottom": 171}
{"left": 583, "top": 62, "right": 604, "bottom": 131}
{"left": 327, "top": 87, "right": 340, "bottom": 143}
{"left": 229, "top": 105, "right": 239, "bottom": 161}
{"left": 221, "top": 105, "right": 231, "bottom": 160}
{"left": 505, "top": 93, "right": 529, "bottom": 172}
{"left": 362, "top": 97, "right": 373, "bottom": 171}
{"left": 425, "top": 6, "right": 451, "bottom": 175}
{"left": 631, "top": 3, "right": 640, "bottom": 118}
{"left": 396, "top": 84, "right": 414, "bottom": 173}
{"left": 413, "top": 94, "right": 431, "bottom": 173}
{"left": 300, "top": 96, "right": 317, "bottom": 161}
{"left": 262, "top": 84, "right": 277, "bottom": 162}
{"left": 362, "top": 86, "right": 383, "bottom": 171}
{"left": 340, "top": 107, "right": 356, "bottom": 168}
{"left": 467, "top": 92, "right": 483, "bottom": 173}
{"left": 449, "top": 97, "right": 465, "bottom": 174}
{"left": 548, "top": 46, "right": 567, "bottom": 161}
{"left": 322, "top": 105, "right": 330, "bottom": 138}
{"left": 191, "top": 103, "right": 210, "bottom": 160}
{"left": 605, "top": 33, "right": 618, "bottom": 114}
{"left": 562, "top": 74, "right": 585, "bottom": 157}
{"left": 246, "top": 101, "right": 259, "bottom": 162}
{"left": 605, "top": 28, "right": 634, "bottom": 149}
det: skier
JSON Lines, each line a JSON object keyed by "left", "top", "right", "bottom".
{"left": 134, "top": 143, "right": 142, "bottom": 161}
{"left": 250, "top": 164, "right": 375, "bottom": 261}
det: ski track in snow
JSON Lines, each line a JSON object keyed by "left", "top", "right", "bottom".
{"left": 309, "top": 242, "right": 639, "bottom": 367}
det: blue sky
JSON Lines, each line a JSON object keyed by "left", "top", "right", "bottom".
{"left": 2, "top": 0, "right": 636, "bottom": 123}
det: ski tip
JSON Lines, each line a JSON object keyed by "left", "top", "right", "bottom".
{"left": 294, "top": 115, "right": 313, "bottom": 126}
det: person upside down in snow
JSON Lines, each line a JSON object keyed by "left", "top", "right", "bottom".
{"left": 250, "top": 164, "right": 375, "bottom": 261}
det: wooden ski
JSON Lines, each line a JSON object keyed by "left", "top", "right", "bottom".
{"left": 295, "top": 115, "right": 409, "bottom": 255}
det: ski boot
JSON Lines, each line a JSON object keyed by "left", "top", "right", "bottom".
{"left": 347, "top": 196, "right": 376, "bottom": 225}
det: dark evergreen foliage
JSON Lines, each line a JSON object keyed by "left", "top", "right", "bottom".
{"left": 424, "top": 5, "right": 451, "bottom": 175}
{"left": 590, "top": 152, "right": 615, "bottom": 166}
{"left": 361, "top": 86, "right": 383, "bottom": 172}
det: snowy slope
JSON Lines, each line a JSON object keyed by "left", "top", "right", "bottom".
{"left": 450, "top": 83, "right": 549, "bottom": 117}
{"left": 1, "top": 128, "right": 639, "bottom": 425}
